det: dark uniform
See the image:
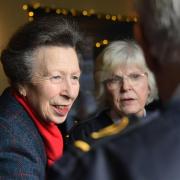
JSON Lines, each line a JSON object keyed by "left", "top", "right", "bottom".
{"left": 64, "top": 109, "right": 114, "bottom": 145}
{"left": 47, "top": 98, "right": 180, "bottom": 180}
{"left": 64, "top": 106, "right": 160, "bottom": 148}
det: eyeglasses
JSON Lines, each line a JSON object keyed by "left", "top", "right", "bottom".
{"left": 104, "top": 73, "right": 147, "bottom": 90}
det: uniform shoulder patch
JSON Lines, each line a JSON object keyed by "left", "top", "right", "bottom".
{"left": 90, "top": 116, "right": 129, "bottom": 139}
{"left": 74, "top": 140, "right": 91, "bottom": 152}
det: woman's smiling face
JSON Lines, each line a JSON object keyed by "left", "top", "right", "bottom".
{"left": 22, "top": 46, "right": 81, "bottom": 124}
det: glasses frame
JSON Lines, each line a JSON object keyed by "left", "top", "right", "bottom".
{"left": 103, "top": 72, "right": 147, "bottom": 90}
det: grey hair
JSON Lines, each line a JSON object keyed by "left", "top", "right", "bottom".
{"left": 94, "top": 40, "right": 158, "bottom": 108}
{"left": 1, "top": 15, "right": 83, "bottom": 90}
{"left": 136, "top": 0, "right": 180, "bottom": 64}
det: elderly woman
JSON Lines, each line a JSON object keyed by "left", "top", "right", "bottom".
{"left": 0, "top": 16, "right": 82, "bottom": 178}
{"left": 67, "top": 40, "right": 158, "bottom": 145}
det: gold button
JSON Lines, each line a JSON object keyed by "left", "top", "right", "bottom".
{"left": 74, "top": 120, "right": 78, "bottom": 124}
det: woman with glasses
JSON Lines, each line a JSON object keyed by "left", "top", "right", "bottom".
{"left": 67, "top": 40, "right": 158, "bottom": 145}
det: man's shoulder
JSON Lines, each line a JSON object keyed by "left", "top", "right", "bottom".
{"left": 47, "top": 116, "right": 142, "bottom": 180}
{"left": 49, "top": 107, "right": 180, "bottom": 180}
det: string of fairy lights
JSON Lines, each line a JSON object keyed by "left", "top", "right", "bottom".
{"left": 22, "top": 2, "right": 138, "bottom": 48}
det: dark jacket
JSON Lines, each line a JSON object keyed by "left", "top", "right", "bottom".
{"left": 66, "top": 109, "right": 113, "bottom": 145}
{"left": 66, "top": 108, "right": 156, "bottom": 146}
{"left": 0, "top": 88, "right": 46, "bottom": 179}
{"left": 48, "top": 98, "right": 180, "bottom": 180}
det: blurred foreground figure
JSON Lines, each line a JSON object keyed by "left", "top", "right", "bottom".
{"left": 48, "top": 0, "right": 180, "bottom": 179}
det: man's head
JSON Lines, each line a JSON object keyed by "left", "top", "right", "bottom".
{"left": 136, "top": 0, "right": 180, "bottom": 102}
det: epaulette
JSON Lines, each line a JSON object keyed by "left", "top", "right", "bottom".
{"left": 73, "top": 116, "right": 129, "bottom": 152}
{"left": 91, "top": 116, "right": 129, "bottom": 139}
{"left": 74, "top": 140, "right": 91, "bottom": 152}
